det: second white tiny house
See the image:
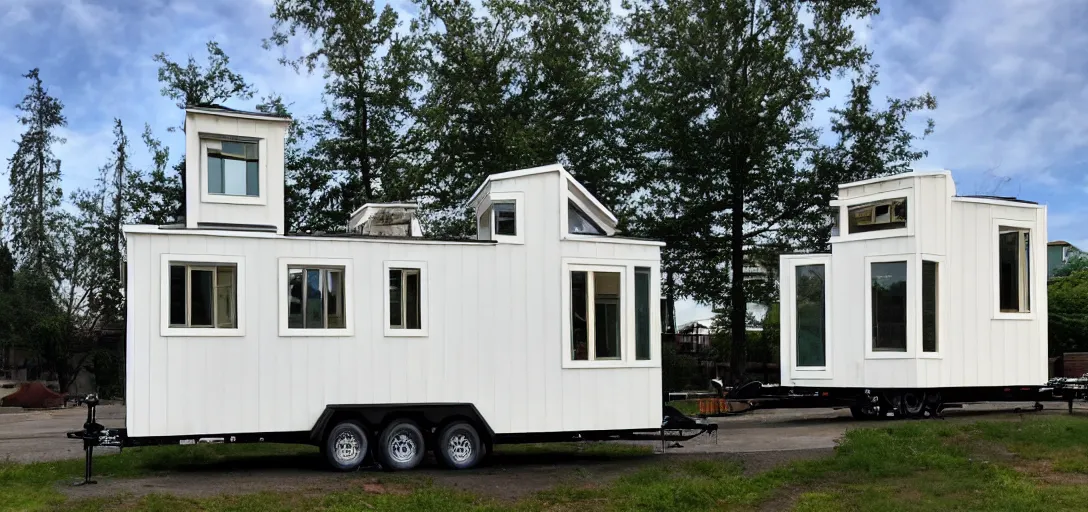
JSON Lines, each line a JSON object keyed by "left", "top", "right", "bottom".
{"left": 115, "top": 106, "right": 672, "bottom": 471}
{"left": 779, "top": 171, "right": 1048, "bottom": 416}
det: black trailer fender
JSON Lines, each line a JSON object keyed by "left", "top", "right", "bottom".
{"left": 309, "top": 403, "right": 496, "bottom": 445}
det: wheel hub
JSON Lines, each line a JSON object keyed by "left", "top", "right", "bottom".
{"left": 390, "top": 432, "right": 417, "bottom": 463}
{"left": 334, "top": 431, "right": 360, "bottom": 462}
{"left": 448, "top": 432, "right": 473, "bottom": 463}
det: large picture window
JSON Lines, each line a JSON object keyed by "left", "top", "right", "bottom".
{"left": 570, "top": 269, "right": 623, "bottom": 361}
{"left": 207, "top": 139, "right": 259, "bottom": 197}
{"left": 287, "top": 267, "right": 345, "bottom": 329}
{"left": 871, "top": 261, "right": 907, "bottom": 352}
{"left": 998, "top": 227, "right": 1031, "bottom": 313}
{"left": 169, "top": 263, "right": 236, "bottom": 329}
{"left": 795, "top": 264, "right": 826, "bottom": 366}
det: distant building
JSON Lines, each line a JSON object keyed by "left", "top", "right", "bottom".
{"left": 1048, "top": 240, "right": 1083, "bottom": 277}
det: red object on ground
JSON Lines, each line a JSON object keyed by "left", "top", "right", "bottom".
{"left": 0, "top": 382, "right": 64, "bottom": 408}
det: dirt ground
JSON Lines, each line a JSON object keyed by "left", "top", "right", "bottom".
{"left": 2, "top": 401, "right": 1085, "bottom": 501}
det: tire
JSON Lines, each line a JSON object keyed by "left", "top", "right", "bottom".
{"left": 850, "top": 404, "right": 880, "bottom": 420}
{"left": 902, "top": 392, "right": 925, "bottom": 418}
{"left": 325, "top": 420, "right": 369, "bottom": 471}
{"left": 378, "top": 419, "right": 426, "bottom": 471}
{"left": 435, "top": 422, "right": 482, "bottom": 470}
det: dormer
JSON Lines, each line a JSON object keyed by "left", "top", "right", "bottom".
{"left": 183, "top": 106, "right": 291, "bottom": 234}
{"left": 466, "top": 163, "right": 618, "bottom": 245}
{"left": 830, "top": 171, "right": 955, "bottom": 246}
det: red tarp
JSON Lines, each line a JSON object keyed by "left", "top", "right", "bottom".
{"left": 0, "top": 382, "right": 64, "bottom": 409}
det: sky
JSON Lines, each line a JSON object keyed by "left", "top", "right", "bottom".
{"left": 1, "top": 0, "right": 1086, "bottom": 324}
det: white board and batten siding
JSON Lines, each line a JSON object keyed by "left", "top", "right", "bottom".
{"left": 780, "top": 171, "right": 1047, "bottom": 390}
{"left": 126, "top": 167, "right": 663, "bottom": 439}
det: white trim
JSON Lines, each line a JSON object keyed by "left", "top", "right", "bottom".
{"left": 199, "top": 138, "right": 268, "bottom": 206}
{"left": 831, "top": 188, "right": 914, "bottom": 243}
{"left": 185, "top": 107, "right": 292, "bottom": 124}
{"left": 383, "top": 260, "right": 429, "bottom": 337}
{"left": 466, "top": 163, "right": 619, "bottom": 228}
{"left": 566, "top": 191, "right": 617, "bottom": 237}
{"left": 781, "top": 255, "right": 833, "bottom": 380}
{"left": 864, "top": 254, "right": 914, "bottom": 360}
{"left": 563, "top": 234, "right": 666, "bottom": 247}
{"left": 277, "top": 257, "right": 355, "bottom": 337}
{"left": 160, "top": 253, "right": 246, "bottom": 337}
{"left": 489, "top": 191, "right": 525, "bottom": 245}
{"left": 467, "top": 163, "right": 565, "bottom": 205}
{"left": 952, "top": 196, "right": 1044, "bottom": 209}
{"left": 992, "top": 218, "right": 1037, "bottom": 320}
{"left": 839, "top": 170, "right": 951, "bottom": 189}
{"left": 124, "top": 225, "right": 494, "bottom": 246}
{"left": 917, "top": 254, "right": 945, "bottom": 359}
{"left": 560, "top": 169, "right": 619, "bottom": 225}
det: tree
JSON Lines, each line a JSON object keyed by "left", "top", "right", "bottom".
{"left": 1049, "top": 264, "right": 1088, "bottom": 356}
{"left": 128, "top": 125, "right": 181, "bottom": 225}
{"left": 151, "top": 41, "right": 256, "bottom": 223}
{"left": 624, "top": 0, "right": 936, "bottom": 383}
{"left": 3, "top": 69, "right": 67, "bottom": 278}
{"left": 256, "top": 94, "right": 328, "bottom": 233}
{"left": 268, "top": 0, "right": 421, "bottom": 229}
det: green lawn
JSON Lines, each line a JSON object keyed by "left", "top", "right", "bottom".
{"left": 6, "top": 416, "right": 1088, "bottom": 511}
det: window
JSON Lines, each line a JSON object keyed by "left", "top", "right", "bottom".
{"left": 287, "top": 267, "right": 345, "bottom": 329}
{"left": 922, "top": 261, "right": 938, "bottom": 352}
{"left": 389, "top": 267, "right": 422, "bottom": 331}
{"left": 570, "top": 269, "right": 622, "bottom": 360}
{"left": 493, "top": 202, "right": 516, "bottom": 236}
{"left": 168, "top": 263, "right": 236, "bottom": 328}
{"left": 568, "top": 201, "right": 604, "bottom": 235}
{"left": 207, "top": 139, "right": 259, "bottom": 197}
{"left": 848, "top": 198, "right": 907, "bottom": 234}
{"left": 871, "top": 261, "right": 907, "bottom": 352}
{"left": 999, "top": 227, "right": 1031, "bottom": 313}
{"left": 795, "top": 264, "right": 826, "bottom": 366}
{"left": 635, "top": 267, "right": 651, "bottom": 360}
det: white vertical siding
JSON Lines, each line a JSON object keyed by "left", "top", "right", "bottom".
{"left": 127, "top": 171, "right": 662, "bottom": 438}
{"left": 783, "top": 172, "right": 1046, "bottom": 390}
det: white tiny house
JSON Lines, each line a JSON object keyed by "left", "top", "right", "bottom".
{"left": 779, "top": 172, "right": 1048, "bottom": 398}
{"left": 119, "top": 106, "right": 666, "bottom": 470}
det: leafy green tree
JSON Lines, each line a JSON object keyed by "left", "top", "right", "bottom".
{"left": 256, "top": 94, "right": 328, "bottom": 233}
{"left": 268, "top": 0, "right": 421, "bottom": 229}
{"left": 128, "top": 125, "right": 180, "bottom": 225}
{"left": 1052, "top": 255, "right": 1088, "bottom": 279}
{"left": 624, "top": 0, "right": 935, "bottom": 383}
{"left": 3, "top": 69, "right": 67, "bottom": 278}
{"left": 1049, "top": 265, "right": 1088, "bottom": 357}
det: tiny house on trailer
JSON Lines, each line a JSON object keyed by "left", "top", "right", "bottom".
{"left": 68, "top": 106, "right": 719, "bottom": 477}
{"left": 778, "top": 171, "right": 1049, "bottom": 418}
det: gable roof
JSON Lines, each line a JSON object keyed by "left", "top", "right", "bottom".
{"left": 466, "top": 163, "right": 619, "bottom": 225}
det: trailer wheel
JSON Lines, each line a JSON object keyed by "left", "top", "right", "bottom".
{"left": 379, "top": 419, "right": 426, "bottom": 470}
{"left": 902, "top": 392, "right": 925, "bottom": 418}
{"left": 325, "top": 420, "right": 369, "bottom": 471}
{"left": 435, "top": 422, "right": 482, "bottom": 470}
{"left": 850, "top": 405, "right": 880, "bottom": 420}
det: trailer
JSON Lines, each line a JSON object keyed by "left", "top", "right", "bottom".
{"left": 66, "top": 105, "right": 715, "bottom": 484}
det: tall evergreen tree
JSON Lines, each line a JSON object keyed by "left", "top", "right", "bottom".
{"left": 256, "top": 94, "right": 327, "bottom": 233}
{"left": 127, "top": 125, "right": 180, "bottom": 225}
{"left": 268, "top": 0, "right": 421, "bottom": 229}
{"left": 624, "top": 0, "right": 936, "bottom": 382}
{"left": 4, "top": 69, "right": 67, "bottom": 277}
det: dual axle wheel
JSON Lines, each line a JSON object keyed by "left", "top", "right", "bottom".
{"left": 850, "top": 391, "right": 944, "bottom": 420}
{"left": 324, "top": 419, "right": 483, "bottom": 472}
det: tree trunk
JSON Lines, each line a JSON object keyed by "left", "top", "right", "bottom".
{"left": 729, "top": 184, "right": 747, "bottom": 386}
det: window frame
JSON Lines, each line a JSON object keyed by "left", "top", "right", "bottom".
{"left": 864, "top": 254, "right": 915, "bottom": 360}
{"left": 160, "top": 254, "right": 246, "bottom": 337}
{"left": 562, "top": 258, "right": 661, "bottom": 369}
{"left": 830, "top": 188, "right": 914, "bottom": 243}
{"left": 383, "top": 260, "right": 428, "bottom": 337}
{"left": 992, "top": 219, "right": 1036, "bottom": 320}
{"left": 200, "top": 137, "right": 267, "bottom": 206}
{"left": 781, "top": 254, "right": 833, "bottom": 379}
{"left": 918, "top": 255, "right": 945, "bottom": 359}
{"left": 278, "top": 257, "right": 354, "bottom": 337}
{"left": 488, "top": 191, "right": 524, "bottom": 244}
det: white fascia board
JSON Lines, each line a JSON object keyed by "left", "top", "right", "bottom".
{"left": 839, "top": 170, "right": 951, "bottom": 189}
{"left": 465, "top": 163, "right": 566, "bottom": 206}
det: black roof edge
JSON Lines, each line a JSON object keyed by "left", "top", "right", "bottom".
{"left": 186, "top": 103, "right": 292, "bottom": 120}
{"left": 958, "top": 194, "right": 1039, "bottom": 205}
{"left": 192, "top": 222, "right": 279, "bottom": 232}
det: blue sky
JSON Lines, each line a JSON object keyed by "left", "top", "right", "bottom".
{"left": 2, "top": 0, "right": 1086, "bottom": 323}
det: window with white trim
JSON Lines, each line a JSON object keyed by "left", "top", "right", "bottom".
{"left": 287, "top": 266, "right": 346, "bottom": 329}
{"left": 922, "top": 260, "right": 938, "bottom": 352}
{"left": 568, "top": 201, "right": 604, "bottom": 235}
{"left": 571, "top": 269, "right": 623, "bottom": 360}
{"left": 998, "top": 227, "right": 1031, "bottom": 313}
{"left": 206, "top": 139, "right": 259, "bottom": 197}
{"left": 848, "top": 197, "right": 907, "bottom": 234}
{"left": 870, "top": 261, "right": 907, "bottom": 352}
{"left": 389, "top": 268, "right": 422, "bottom": 330}
{"left": 493, "top": 202, "right": 516, "bottom": 236}
{"left": 169, "top": 263, "right": 237, "bottom": 328}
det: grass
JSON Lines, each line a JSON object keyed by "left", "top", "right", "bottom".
{"left": 667, "top": 399, "right": 701, "bottom": 416}
{"left": 6, "top": 415, "right": 1088, "bottom": 511}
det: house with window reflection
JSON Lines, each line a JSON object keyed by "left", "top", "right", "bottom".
{"left": 122, "top": 106, "right": 666, "bottom": 438}
{"left": 780, "top": 171, "right": 1048, "bottom": 390}
{"left": 1048, "top": 240, "right": 1083, "bottom": 278}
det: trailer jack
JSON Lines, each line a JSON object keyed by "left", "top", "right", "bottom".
{"left": 66, "top": 394, "right": 125, "bottom": 486}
